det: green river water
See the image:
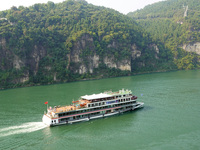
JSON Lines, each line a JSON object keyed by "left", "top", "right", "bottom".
{"left": 0, "top": 70, "right": 200, "bottom": 150}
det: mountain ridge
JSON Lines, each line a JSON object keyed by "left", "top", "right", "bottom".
{"left": 128, "top": 0, "right": 200, "bottom": 70}
{"left": 0, "top": 0, "right": 177, "bottom": 89}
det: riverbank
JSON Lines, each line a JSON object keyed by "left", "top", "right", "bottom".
{"left": 0, "top": 68, "right": 180, "bottom": 90}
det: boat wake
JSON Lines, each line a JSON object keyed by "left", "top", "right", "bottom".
{"left": 0, "top": 122, "right": 47, "bottom": 137}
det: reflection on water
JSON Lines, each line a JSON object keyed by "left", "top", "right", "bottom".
{"left": 0, "top": 122, "right": 47, "bottom": 137}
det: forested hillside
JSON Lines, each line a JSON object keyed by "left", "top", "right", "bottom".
{"left": 0, "top": 0, "right": 174, "bottom": 89}
{"left": 128, "top": 0, "right": 200, "bottom": 70}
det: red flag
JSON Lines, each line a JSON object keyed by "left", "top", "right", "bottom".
{"left": 44, "top": 101, "right": 48, "bottom": 104}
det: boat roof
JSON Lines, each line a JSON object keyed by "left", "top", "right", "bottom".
{"left": 81, "top": 89, "right": 132, "bottom": 100}
{"left": 81, "top": 93, "right": 112, "bottom": 100}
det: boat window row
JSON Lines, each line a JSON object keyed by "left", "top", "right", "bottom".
{"left": 58, "top": 107, "right": 103, "bottom": 117}
{"left": 58, "top": 101, "right": 135, "bottom": 118}
{"left": 59, "top": 102, "right": 135, "bottom": 123}
{"left": 90, "top": 94, "right": 132, "bottom": 103}
{"left": 113, "top": 101, "right": 135, "bottom": 107}
{"left": 90, "top": 97, "right": 115, "bottom": 102}
{"left": 88, "top": 98, "right": 132, "bottom": 107}
{"left": 60, "top": 111, "right": 103, "bottom": 122}
{"left": 116, "top": 94, "right": 131, "bottom": 98}
{"left": 59, "top": 105, "right": 111, "bottom": 117}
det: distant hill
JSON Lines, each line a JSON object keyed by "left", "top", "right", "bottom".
{"left": 128, "top": 0, "right": 200, "bottom": 70}
{"left": 0, "top": 0, "right": 175, "bottom": 89}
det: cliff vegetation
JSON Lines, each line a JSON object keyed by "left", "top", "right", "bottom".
{"left": 128, "top": 0, "right": 200, "bottom": 70}
{"left": 0, "top": 0, "right": 175, "bottom": 89}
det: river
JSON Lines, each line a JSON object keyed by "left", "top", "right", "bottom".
{"left": 0, "top": 70, "right": 200, "bottom": 150}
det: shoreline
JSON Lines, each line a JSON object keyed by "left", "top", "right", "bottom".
{"left": 0, "top": 69, "right": 192, "bottom": 91}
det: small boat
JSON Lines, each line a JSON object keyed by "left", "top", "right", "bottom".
{"left": 42, "top": 89, "right": 144, "bottom": 127}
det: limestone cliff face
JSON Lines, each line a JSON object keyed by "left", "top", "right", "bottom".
{"left": 150, "top": 44, "right": 159, "bottom": 59}
{"left": 0, "top": 38, "right": 13, "bottom": 70}
{"left": 0, "top": 38, "right": 6, "bottom": 49}
{"left": 13, "top": 45, "right": 46, "bottom": 83}
{"left": 69, "top": 34, "right": 99, "bottom": 74}
{"left": 69, "top": 35, "right": 137, "bottom": 73}
{"left": 0, "top": 33, "right": 160, "bottom": 87}
{"left": 0, "top": 38, "right": 47, "bottom": 83}
{"left": 28, "top": 45, "right": 47, "bottom": 75}
{"left": 104, "top": 41, "right": 131, "bottom": 71}
{"left": 68, "top": 34, "right": 160, "bottom": 74}
{"left": 13, "top": 55, "right": 25, "bottom": 70}
{"left": 182, "top": 42, "right": 200, "bottom": 55}
{"left": 131, "top": 44, "right": 141, "bottom": 59}
{"left": 103, "top": 56, "right": 131, "bottom": 71}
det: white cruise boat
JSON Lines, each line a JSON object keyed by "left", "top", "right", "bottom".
{"left": 42, "top": 89, "right": 144, "bottom": 127}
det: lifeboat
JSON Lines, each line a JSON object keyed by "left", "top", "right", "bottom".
{"left": 131, "top": 96, "right": 137, "bottom": 100}
{"left": 80, "top": 103, "right": 86, "bottom": 107}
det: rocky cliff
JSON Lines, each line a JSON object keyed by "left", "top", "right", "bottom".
{"left": 0, "top": 31, "right": 161, "bottom": 89}
{"left": 0, "top": 0, "right": 172, "bottom": 89}
{"left": 68, "top": 34, "right": 159, "bottom": 74}
{"left": 127, "top": 0, "right": 200, "bottom": 70}
{"left": 182, "top": 42, "right": 200, "bottom": 55}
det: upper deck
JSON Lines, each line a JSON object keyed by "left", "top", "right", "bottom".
{"left": 48, "top": 100, "right": 90, "bottom": 114}
{"left": 47, "top": 89, "right": 133, "bottom": 115}
{"left": 81, "top": 89, "right": 132, "bottom": 101}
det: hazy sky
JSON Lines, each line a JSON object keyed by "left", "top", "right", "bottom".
{"left": 0, "top": 0, "right": 164, "bottom": 14}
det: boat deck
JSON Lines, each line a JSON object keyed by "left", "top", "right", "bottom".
{"left": 49, "top": 100, "right": 91, "bottom": 114}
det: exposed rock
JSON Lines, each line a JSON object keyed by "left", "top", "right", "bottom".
{"left": 69, "top": 34, "right": 98, "bottom": 74}
{"left": 19, "top": 75, "right": 29, "bottom": 83}
{"left": 153, "top": 44, "right": 159, "bottom": 54}
{"left": 103, "top": 56, "right": 117, "bottom": 69}
{"left": 0, "top": 38, "right": 6, "bottom": 49}
{"left": 72, "top": 54, "right": 100, "bottom": 74}
{"left": 182, "top": 42, "right": 200, "bottom": 55}
{"left": 149, "top": 44, "right": 160, "bottom": 59}
{"left": 69, "top": 34, "right": 135, "bottom": 73}
{"left": 118, "top": 59, "right": 131, "bottom": 71}
{"left": 0, "top": 32, "right": 160, "bottom": 87}
{"left": 88, "top": 54, "right": 99, "bottom": 73}
{"left": 79, "top": 64, "right": 87, "bottom": 74}
{"left": 131, "top": 44, "right": 141, "bottom": 59}
{"left": 29, "top": 45, "right": 47, "bottom": 75}
{"left": 103, "top": 56, "right": 131, "bottom": 71}
{"left": 54, "top": 73, "right": 57, "bottom": 81}
{"left": 13, "top": 71, "right": 29, "bottom": 83}
{"left": 13, "top": 55, "right": 24, "bottom": 70}
{"left": 45, "top": 66, "right": 52, "bottom": 71}
{"left": 66, "top": 54, "right": 70, "bottom": 70}
{"left": 107, "top": 41, "right": 116, "bottom": 48}
{"left": 0, "top": 38, "right": 13, "bottom": 70}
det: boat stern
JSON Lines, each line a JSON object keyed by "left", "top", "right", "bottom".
{"left": 42, "top": 114, "right": 52, "bottom": 126}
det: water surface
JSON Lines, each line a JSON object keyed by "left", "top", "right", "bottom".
{"left": 0, "top": 70, "right": 200, "bottom": 150}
